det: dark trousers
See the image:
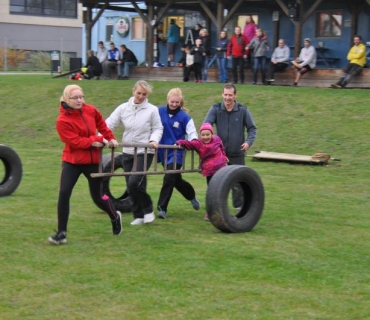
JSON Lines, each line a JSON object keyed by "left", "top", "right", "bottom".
{"left": 57, "top": 162, "right": 118, "bottom": 232}
{"left": 122, "top": 153, "right": 154, "bottom": 219}
{"left": 193, "top": 63, "right": 202, "bottom": 81}
{"left": 253, "top": 56, "right": 267, "bottom": 84}
{"left": 232, "top": 57, "right": 245, "bottom": 83}
{"left": 157, "top": 163, "right": 196, "bottom": 211}
{"left": 227, "top": 155, "right": 246, "bottom": 208}
{"left": 268, "top": 62, "right": 288, "bottom": 79}
{"left": 337, "top": 63, "right": 363, "bottom": 87}
{"left": 184, "top": 65, "right": 195, "bottom": 82}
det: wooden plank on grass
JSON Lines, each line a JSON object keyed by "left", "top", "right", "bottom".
{"left": 249, "top": 151, "right": 328, "bottom": 164}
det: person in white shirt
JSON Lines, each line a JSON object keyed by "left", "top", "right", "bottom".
{"left": 291, "top": 38, "right": 316, "bottom": 87}
{"left": 267, "top": 39, "right": 290, "bottom": 84}
{"left": 96, "top": 41, "right": 108, "bottom": 64}
{"left": 105, "top": 80, "right": 163, "bottom": 226}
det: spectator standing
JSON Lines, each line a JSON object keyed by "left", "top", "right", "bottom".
{"left": 117, "top": 44, "right": 138, "bottom": 80}
{"left": 105, "top": 80, "right": 163, "bottom": 226}
{"left": 191, "top": 38, "right": 205, "bottom": 83}
{"left": 183, "top": 47, "right": 195, "bottom": 82}
{"left": 266, "top": 39, "right": 290, "bottom": 83}
{"left": 215, "top": 30, "right": 229, "bottom": 83}
{"left": 102, "top": 42, "right": 120, "bottom": 80}
{"left": 83, "top": 50, "right": 103, "bottom": 79}
{"left": 331, "top": 35, "right": 366, "bottom": 89}
{"left": 167, "top": 19, "right": 181, "bottom": 67}
{"left": 157, "top": 88, "right": 200, "bottom": 219}
{"left": 187, "top": 23, "right": 203, "bottom": 47}
{"left": 48, "top": 84, "right": 121, "bottom": 245}
{"left": 246, "top": 28, "right": 270, "bottom": 85}
{"left": 96, "top": 41, "right": 108, "bottom": 64}
{"left": 243, "top": 15, "right": 258, "bottom": 68}
{"left": 227, "top": 26, "right": 249, "bottom": 84}
{"left": 199, "top": 28, "right": 212, "bottom": 82}
{"left": 291, "top": 38, "right": 316, "bottom": 87}
{"left": 176, "top": 123, "right": 228, "bottom": 220}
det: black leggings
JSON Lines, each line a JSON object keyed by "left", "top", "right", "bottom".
{"left": 157, "top": 163, "right": 196, "bottom": 211}
{"left": 122, "top": 153, "right": 154, "bottom": 219}
{"left": 57, "top": 162, "right": 118, "bottom": 232}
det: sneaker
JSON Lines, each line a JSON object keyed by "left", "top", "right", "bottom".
{"left": 190, "top": 198, "right": 200, "bottom": 211}
{"left": 48, "top": 231, "right": 67, "bottom": 245}
{"left": 204, "top": 213, "right": 210, "bottom": 221}
{"left": 291, "top": 83, "right": 297, "bottom": 87}
{"left": 130, "top": 218, "right": 144, "bottom": 225}
{"left": 111, "top": 211, "right": 122, "bottom": 235}
{"left": 157, "top": 206, "right": 167, "bottom": 219}
{"left": 267, "top": 78, "right": 275, "bottom": 82}
{"left": 144, "top": 212, "right": 155, "bottom": 224}
{"left": 331, "top": 83, "right": 341, "bottom": 89}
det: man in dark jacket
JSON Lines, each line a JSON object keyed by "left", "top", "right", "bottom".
{"left": 203, "top": 83, "right": 257, "bottom": 208}
{"left": 117, "top": 44, "right": 138, "bottom": 80}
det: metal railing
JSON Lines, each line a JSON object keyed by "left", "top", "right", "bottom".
{"left": 91, "top": 143, "right": 201, "bottom": 178}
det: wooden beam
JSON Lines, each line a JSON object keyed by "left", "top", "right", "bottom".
{"left": 130, "top": 1, "right": 149, "bottom": 24}
{"left": 302, "top": 0, "right": 323, "bottom": 24}
{"left": 198, "top": 0, "right": 218, "bottom": 28}
{"left": 223, "top": 0, "right": 244, "bottom": 27}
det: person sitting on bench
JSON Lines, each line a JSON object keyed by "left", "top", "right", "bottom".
{"left": 291, "top": 38, "right": 316, "bottom": 87}
{"left": 102, "top": 42, "right": 119, "bottom": 80}
{"left": 331, "top": 35, "right": 366, "bottom": 89}
{"left": 117, "top": 44, "right": 138, "bottom": 80}
{"left": 266, "top": 39, "right": 290, "bottom": 84}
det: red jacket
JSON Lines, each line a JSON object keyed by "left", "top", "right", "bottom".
{"left": 227, "top": 34, "right": 249, "bottom": 57}
{"left": 56, "top": 102, "right": 115, "bottom": 165}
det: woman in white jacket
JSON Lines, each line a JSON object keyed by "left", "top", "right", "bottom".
{"left": 106, "top": 80, "right": 163, "bottom": 225}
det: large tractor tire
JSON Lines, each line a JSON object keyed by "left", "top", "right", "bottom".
{"left": 0, "top": 144, "right": 23, "bottom": 197}
{"left": 206, "top": 165, "right": 264, "bottom": 233}
{"left": 100, "top": 152, "right": 132, "bottom": 213}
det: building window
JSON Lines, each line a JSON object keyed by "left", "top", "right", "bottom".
{"left": 316, "top": 11, "right": 342, "bottom": 37}
{"left": 106, "top": 18, "right": 114, "bottom": 42}
{"left": 132, "top": 17, "right": 146, "bottom": 40}
{"left": 10, "top": 0, "right": 77, "bottom": 18}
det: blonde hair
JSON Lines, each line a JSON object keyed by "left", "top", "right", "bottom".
{"left": 167, "top": 88, "right": 189, "bottom": 113}
{"left": 60, "top": 84, "right": 84, "bottom": 102}
{"left": 133, "top": 80, "right": 153, "bottom": 94}
{"left": 200, "top": 28, "right": 209, "bottom": 36}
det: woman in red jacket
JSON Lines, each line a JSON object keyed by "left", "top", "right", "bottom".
{"left": 48, "top": 84, "right": 121, "bottom": 245}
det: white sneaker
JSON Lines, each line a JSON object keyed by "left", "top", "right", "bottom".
{"left": 130, "top": 218, "right": 144, "bottom": 225}
{"left": 144, "top": 212, "right": 155, "bottom": 224}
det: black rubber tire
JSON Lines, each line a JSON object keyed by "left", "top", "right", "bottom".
{"left": 206, "top": 165, "right": 264, "bottom": 233}
{"left": 0, "top": 144, "right": 23, "bottom": 197}
{"left": 100, "top": 152, "right": 132, "bottom": 213}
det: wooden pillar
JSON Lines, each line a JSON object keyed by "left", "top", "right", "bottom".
{"left": 146, "top": 4, "right": 154, "bottom": 66}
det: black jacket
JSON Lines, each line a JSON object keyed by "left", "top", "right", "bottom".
{"left": 85, "top": 56, "right": 102, "bottom": 76}
{"left": 120, "top": 48, "right": 138, "bottom": 65}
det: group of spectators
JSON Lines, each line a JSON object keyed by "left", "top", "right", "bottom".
{"left": 174, "top": 15, "right": 366, "bottom": 88}
{"left": 83, "top": 41, "right": 138, "bottom": 80}
{"left": 48, "top": 81, "right": 257, "bottom": 244}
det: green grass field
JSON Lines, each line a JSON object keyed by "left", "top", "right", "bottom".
{"left": 1, "top": 75, "right": 369, "bottom": 319}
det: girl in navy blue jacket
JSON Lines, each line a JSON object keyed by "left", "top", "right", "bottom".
{"left": 157, "top": 88, "right": 200, "bottom": 219}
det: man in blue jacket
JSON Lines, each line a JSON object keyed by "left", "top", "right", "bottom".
{"left": 167, "top": 19, "right": 180, "bottom": 67}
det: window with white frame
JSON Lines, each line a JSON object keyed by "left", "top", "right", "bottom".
{"left": 131, "top": 17, "right": 146, "bottom": 40}
{"left": 316, "top": 11, "right": 342, "bottom": 37}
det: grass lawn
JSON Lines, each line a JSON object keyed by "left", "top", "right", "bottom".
{"left": 0, "top": 75, "right": 369, "bottom": 319}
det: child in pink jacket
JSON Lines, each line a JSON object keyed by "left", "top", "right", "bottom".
{"left": 176, "top": 123, "right": 228, "bottom": 220}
